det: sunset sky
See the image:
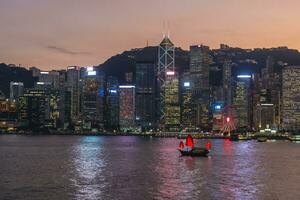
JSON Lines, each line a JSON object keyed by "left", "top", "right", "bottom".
{"left": 1, "top": 0, "right": 300, "bottom": 70}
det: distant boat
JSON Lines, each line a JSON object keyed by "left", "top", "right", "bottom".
{"left": 178, "top": 134, "right": 210, "bottom": 157}
{"left": 230, "top": 133, "right": 250, "bottom": 141}
{"left": 289, "top": 135, "right": 300, "bottom": 142}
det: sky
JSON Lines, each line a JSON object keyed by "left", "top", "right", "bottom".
{"left": 1, "top": 0, "right": 300, "bottom": 70}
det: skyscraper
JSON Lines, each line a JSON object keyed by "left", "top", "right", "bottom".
{"left": 180, "top": 72, "right": 194, "bottom": 129}
{"left": 80, "top": 67, "right": 104, "bottom": 130}
{"left": 10, "top": 82, "right": 24, "bottom": 100}
{"left": 157, "top": 37, "right": 180, "bottom": 131}
{"left": 189, "top": 45, "right": 211, "bottom": 130}
{"left": 282, "top": 66, "right": 300, "bottom": 130}
{"left": 105, "top": 76, "right": 119, "bottom": 130}
{"left": 164, "top": 71, "right": 180, "bottom": 131}
{"left": 18, "top": 88, "right": 60, "bottom": 130}
{"left": 66, "top": 66, "right": 80, "bottom": 122}
{"left": 233, "top": 75, "right": 252, "bottom": 129}
{"left": 135, "top": 62, "right": 156, "bottom": 130}
{"left": 223, "top": 60, "right": 232, "bottom": 106}
{"left": 119, "top": 85, "right": 135, "bottom": 131}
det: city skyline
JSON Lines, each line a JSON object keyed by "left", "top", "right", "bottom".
{"left": 1, "top": 0, "right": 300, "bottom": 69}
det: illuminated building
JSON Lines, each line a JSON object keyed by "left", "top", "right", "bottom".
{"left": 18, "top": 89, "right": 60, "bottom": 130}
{"left": 105, "top": 76, "right": 119, "bottom": 130}
{"left": 10, "top": 82, "right": 24, "bottom": 100}
{"left": 189, "top": 45, "right": 211, "bottom": 130}
{"left": 158, "top": 36, "right": 177, "bottom": 130}
{"left": 164, "top": 71, "right": 180, "bottom": 131}
{"left": 252, "top": 57, "right": 281, "bottom": 131}
{"left": 261, "top": 56, "right": 281, "bottom": 127}
{"left": 233, "top": 75, "right": 251, "bottom": 129}
{"left": 180, "top": 72, "right": 195, "bottom": 129}
{"left": 0, "top": 99, "right": 17, "bottom": 132}
{"left": 81, "top": 67, "right": 105, "bottom": 130}
{"left": 119, "top": 85, "right": 135, "bottom": 131}
{"left": 223, "top": 60, "right": 232, "bottom": 106}
{"left": 135, "top": 62, "right": 156, "bottom": 130}
{"left": 282, "top": 66, "right": 300, "bottom": 130}
{"left": 253, "top": 103, "right": 275, "bottom": 131}
{"left": 66, "top": 66, "right": 80, "bottom": 122}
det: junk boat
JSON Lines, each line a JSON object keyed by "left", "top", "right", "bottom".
{"left": 178, "top": 134, "right": 210, "bottom": 157}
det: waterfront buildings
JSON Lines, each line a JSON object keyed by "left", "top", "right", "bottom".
{"left": 81, "top": 67, "right": 105, "bottom": 130}
{"left": 223, "top": 60, "right": 232, "bottom": 107}
{"left": 180, "top": 72, "right": 195, "bottom": 129}
{"left": 66, "top": 66, "right": 80, "bottom": 122}
{"left": 157, "top": 37, "right": 180, "bottom": 131}
{"left": 119, "top": 85, "right": 135, "bottom": 131}
{"left": 105, "top": 76, "right": 119, "bottom": 130}
{"left": 18, "top": 88, "right": 60, "bottom": 130}
{"left": 164, "top": 71, "right": 180, "bottom": 131}
{"left": 135, "top": 62, "right": 156, "bottom": 130}
{"left": 0, "top": 99, "right": 17, "bottom": 132}
{"left": 233, "top": 75, "right": 252, "bottom": 129}
{"left": 189, "top": 45, "right": 211, "bottom": 130}
{"left": 282, "top": 66, "right": 300, "bottom": 131}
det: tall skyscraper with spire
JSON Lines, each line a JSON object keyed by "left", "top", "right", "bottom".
{"left": 157, "top": 36, "right": 180, "bottom": 131}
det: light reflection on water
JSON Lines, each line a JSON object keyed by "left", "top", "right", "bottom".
{"left": 0, "top": 136, "right": 299, "bottom": 200}
{"left": 70, "top": 136, "right": 106, "bottom": 199}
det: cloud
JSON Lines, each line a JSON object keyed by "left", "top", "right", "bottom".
{"left": 46, "top": 45, "right": 91, "bottom": 56}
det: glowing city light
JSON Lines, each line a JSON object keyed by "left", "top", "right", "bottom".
{"left": 36, "top": 82, "right": 45, "bottom": 85}
{"left": 184, "top": 82, "right": 190, "bottom": 87}
{"left": 237, "top": 75, "right": 251, "bottom": 78}
{"left": 40, "top": 71, "right": 49, "bottom": 74}
{"left": 110, "top": 89, "right": 117, "bottom": 93}
{"left": 226, "top": 117, "right": 230, "bottom": 123}
{"left": 166, "top": 71, "right": 175, "bottom": 76}
{"left": 119, "top": 85, "right": 135, "bottom": 89}
{"left": 87, "top": 71, "right": 96, "bottom": 76}
{"left": 261, "top": 103, "right": 274, "bottom": 106}
{"left": 215, "top": 105, "right": 221, "bottom": 110}
{"left": 87, "top": 66, "right": 94, "bottom": 72}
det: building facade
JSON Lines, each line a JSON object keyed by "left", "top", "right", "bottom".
{"left": 189, "top": 45, "right": 211, "bottom": 130}
{"left": 282, "top": 66, "right": 300, "bottom": 130}
{"left": 135, "top": 62, "right": 156, "bottom": 130}
{"left": 119, "top": 85, "right": 135, "bottom": 131}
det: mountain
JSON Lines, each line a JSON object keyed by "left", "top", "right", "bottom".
{"left": 96, "top": 46, "right": 189, "bottom": 84}
{"left": 0, "top": 63, "right": 36, "bottom": 97}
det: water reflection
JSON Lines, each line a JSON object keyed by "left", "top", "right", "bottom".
{"left": 1, "top": 136, "right": 299, "bottom": 199}
{"left": 71, "top": 136, "right": 106, "bottom": 199}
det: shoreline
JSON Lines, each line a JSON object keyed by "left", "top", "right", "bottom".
{"left": 0, "top": 132, "right": 292, "bottom": 141}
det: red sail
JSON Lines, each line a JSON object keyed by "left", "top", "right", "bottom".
{"left": 206, "top": 142, "right": 212, "bottom": 150}
{"left": 179, "top": 141, "right": 184, "bottom": 149}
{"left": 185, "top": 134, "right": 194, "bottom": 148}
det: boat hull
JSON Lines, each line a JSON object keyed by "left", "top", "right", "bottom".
{"left": 178, "top": 147, "right": 209, "bottom": 157}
